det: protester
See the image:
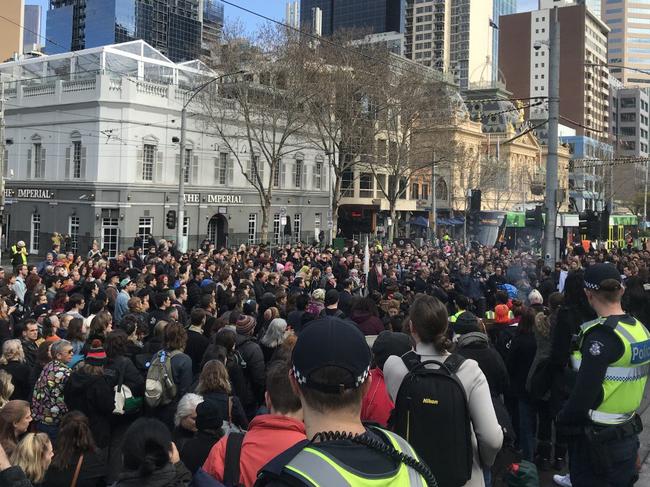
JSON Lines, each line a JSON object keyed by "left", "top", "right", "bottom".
{"left": 0, "top": 340, "right": 31, "bottom": 401}
{"left": 9, "top": 432, "right": 53, "bottom": 485}
{"left": 0, "top": 400, "right": 32, "bottom": 457}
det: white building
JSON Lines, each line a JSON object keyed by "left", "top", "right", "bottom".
{"left": 0, "top": 41, "right": 330, "bottom": 255}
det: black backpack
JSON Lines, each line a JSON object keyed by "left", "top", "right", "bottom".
{"left": 390, "top": 351, "right": 473, "bottom": 487}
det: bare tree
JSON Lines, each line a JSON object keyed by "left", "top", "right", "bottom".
{"left": 201, "top": 24, "right": 312, "bottom": 243}
{"left": 368, "top": 63, "right": 457, "bottom": 241}
{"left": 301, "top": 32, "right": 391, "bottom": 239}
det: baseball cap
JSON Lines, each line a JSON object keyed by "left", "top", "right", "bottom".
{"left": 120, "top": 277, "right": 133, "bottom": 288}
{"left": 292, "top": 317, "right": 371, "bottom": 394}
{"left": 584, "top": 263, "right": 622, "bottom": 291}
{"left": 495, "top": 304, "right": 511, "bottom": 324}
{"left": 17, "top": 241, "right": 25, "bottom": 247}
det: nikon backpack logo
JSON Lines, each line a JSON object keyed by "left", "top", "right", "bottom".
{"left": 422, "top": 398, "right": 439, "bottom": 405}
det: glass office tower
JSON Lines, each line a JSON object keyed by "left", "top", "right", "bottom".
{"left": 492, "top": 0, "right": 516, "bottom": 83}
{"left": 47, "top": 0, "right": 205, "bottom": 62}
{"left": 300, "top": 0, "right": 406, "bottom": 36}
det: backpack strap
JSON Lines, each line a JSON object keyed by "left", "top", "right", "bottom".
{"left": 223, "top": 433, "right": 245, "bottom": 487}
{"left": 401, "top": 350, "right": 421, "bottom": 372}
{"left": 442, "top": 353, "right": 467, "bottom": 375}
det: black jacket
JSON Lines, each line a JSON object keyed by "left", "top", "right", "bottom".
{"left": 506, "top": 332, "right": 537, "bottom": 398}
{"left": 234, "top": 334, "right": 266, "bottom": 415}
{"left": 21, "top": 340, "right": 38, "bottom": 369}
{"left": 113, "top": 462, "right": 192, "bottom": 487}
{"left": 104, "top": 355, "right": 145, "bottom": 396}
{"left": 0, "top": 360, "right": 31, "bottom": 401}
{"left": 64, "top": 370, "right": 115, "bottom": 448}
{"left": 42, "top": 450, "right": 107, "bottom": 487}
{"left": 179, "top": 430, "right": 223, "bottom": 476}
{"left": 455, "top": 332, "right": 509, "bottom": 397}
{"left": 185, "top": 329, "right": 209, "bottom": 377}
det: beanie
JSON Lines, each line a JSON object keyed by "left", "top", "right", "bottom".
{"left": 86, "top": 339, "right": 107, "bottom": 366}
{"left": 236, "top": 314, "right": 256, "bottom": 335}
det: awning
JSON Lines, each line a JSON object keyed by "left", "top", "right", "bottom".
{"left": 610, "top": 215, "right": 638, "bottom": 226}
{"left": 408, "top": 216, "right": 430, "bottom": 227}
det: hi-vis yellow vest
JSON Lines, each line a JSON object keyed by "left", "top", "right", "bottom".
{"left": 284, "top": 428, "right": 427, "bottom": 486}
{"left": 571, "top": 315, "right": 650, "bottom": 425}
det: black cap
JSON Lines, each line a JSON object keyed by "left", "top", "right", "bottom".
{"left": 324, "top": 289, "right": 339, "bottom": 306}
{"left": 454, "top": 311, "right": 482, "bottom": 335}
{"left": 372, "top": 331, "right": 412, "bottom": 370}
{"left": 584, "top": 263, "right": 622, "bottom": 291}
{"left": 292, "top": 317, "right": 371, "bottom": 394}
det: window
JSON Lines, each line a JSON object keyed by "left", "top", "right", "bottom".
{"left": 411, "top": 182, "right": 420, "bottom": 200}
{"left": 398, "top": 178, "right": 407, "bottom": 199}
{"left": 248, "top": 213, "right": 257, "bottom": 244}
{"left": 341, "top": 170, "right": 354, "bottom": 197}
{"left": 31, "top": 142, "right": 45, "bottom": 178}
{"left": 273, "top": 213, "right": 280, "bottom": 245}
{"left": 422, "top": 183, "right": 429, "bottom": 201}
{"left": 216, "top": 152, "right": 228, "bottom": 185}
{"left": 248, "top": 154, "right": 263, "bottom": 182}
{"left": 142, "top": 144, "right": 155, "bottom": 181}
{"left": 273, "top": 160, "right": 282, "bottom": 188}
{"left": 30, "top": 213, "right": 40, "bottom": 254}
{"left": 101, "top": 209, "right": 119, "bottom": 258}
{"left": 68, "top": 215, "right": 79, "bottom": 254}
{"left": 359, "top": 173, "right": 373, "bottom": 198}
{"left": 435, "top": 178, "right": 448, "bottom": 201}
{"left": 138, "top": 217, "right": 153, "bottom": 246}
{"left": 621, "top": 112, "right": 637, "bottom": 122}
{"left": 294, "top": 159, "right": 303, "bottom": 188}
{"left": 293, "top": 214, "right": 301, "bottom": 241}
{"left": 66, "top": 140, "right": 86, "bottom": 179}
{"left": 621, "top": 98, "right": 636, "bottom": 108}
{"left": 621, "top": 126, "right": 636, "bottom": 136}
{"left": 313, "top": 159, "right": 322, "bottom": 190}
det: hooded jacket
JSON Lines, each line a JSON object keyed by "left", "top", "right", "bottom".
{"left": 63, "top": 370, "right": 114, "bottom": 448}
{"left": 360, "top": 368, "right": 394, "bottom": 427}
{"left": 455, "top": 332, "right": 510, "bottom": 398}
{"left": 234, "top": 333, "right": 266, "bottom": 415}
{"left": 203, "top": 415, "right": 306, "bottom": 487}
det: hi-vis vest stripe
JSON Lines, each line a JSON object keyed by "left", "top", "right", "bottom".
{"left": 449, "top": 311, "right": 464, "bottom": 323}
{"left": 571, "top": 316, "right": 650, "bottom": 425}
{"left": 284, "top": 429, "right": 427, "bottom": 487}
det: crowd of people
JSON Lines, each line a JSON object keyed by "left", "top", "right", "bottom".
{"left": 0, "top": 235, "right": 647, "bottom": 487}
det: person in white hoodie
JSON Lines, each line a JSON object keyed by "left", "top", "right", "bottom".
{"left": 384, "top": 294, "right": 504, "bottom": 487}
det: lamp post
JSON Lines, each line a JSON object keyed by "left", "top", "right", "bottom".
{"left": 176, "top": 71, "right": 244, "bottom": 252}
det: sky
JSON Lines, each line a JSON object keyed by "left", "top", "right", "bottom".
{"left": 28, "top": 0, "right": 541, "bottom": 44}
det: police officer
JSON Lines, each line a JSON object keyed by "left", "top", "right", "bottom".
{"left": 449, "top": 294, "right": 469, "bottom": 326}
{"left": 10, "top": 240, "right": 27, "bottom": 272}
{"left": 557, "top": 263, "right": 649, "bottom": 487}
{"left": 256, "top": 316, "right": 434, "bottom": 486}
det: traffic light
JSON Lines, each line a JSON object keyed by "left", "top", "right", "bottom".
{"left": 166, "top": 210, "right": 177, "bottom": 229}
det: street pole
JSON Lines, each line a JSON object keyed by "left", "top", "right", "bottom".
{"left": 175, "top": 70, "right": 244, "bottom": 252}
{"left": 0, "top": 75, "right": 5, "bottom": 262}
{"left": 431, "top": 151, "right": 437, "bottom": 241}
{"left": 176, "top": 107, "right": 187, "bottom": 251}
{"left": 543, "top": 6, "right": 560, "bottom": 266}
{"left": 328, "top": 149, "right": 333, "bottom": 245}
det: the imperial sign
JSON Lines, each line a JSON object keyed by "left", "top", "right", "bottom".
{"left": 4, "top": 188, "right": 55, "bottom": 199}
{"left": 184, "top": 193, "right": 243, "bottom": 204}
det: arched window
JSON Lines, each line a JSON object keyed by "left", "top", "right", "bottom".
{"left": 435, "top": 178, "right": 448, "bottom": 201}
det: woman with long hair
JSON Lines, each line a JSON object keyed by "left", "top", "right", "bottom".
{"left": 259, "top": 318, "right": 290, "bottom": 364}
{"left": 0, "top": 400, "right": 31, "bottom": 456}
{"left": 10, "top": 432, "right": 53, "bottom": 485}
{"left": 0, "top": 339, "right": 31, "bottom": 400}
{"left": 42, "top": 411, "right": 107, "bottom": 487}
{"left": 0, "top": 370, "right": 14, "bottom": 408}
{"left": 85, "top": 310, "right": 113, "bottom": 348}
{"left": 66, "top": 318, "right": 86, "bottom": 356}
{"left": 196, "top": 359, "right": 248, "bottom": 430}
{"left": 384, "top": 294, "right": 503, "bottom": 487}
{"left": 0, "top": 297, "right": 16, "bottom": 344}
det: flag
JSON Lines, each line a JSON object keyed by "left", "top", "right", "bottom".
{"left": 489, "top": 19, "right": 499, "bottom": 29}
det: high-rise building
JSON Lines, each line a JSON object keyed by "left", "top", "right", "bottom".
{"left": 585, "top": 0, "right": 602, "bottom": 19}
{"left": 0, "top": 0, "right": 24, "bottom": 61}
{"left": 23, "top": 4, "right": 42, "bottom": 53}
{"left": 299, "top": 0, "right": 406, "bottom": 38}
{"left": 500, "top": 2, "right": 610, "bottom": 141}
{"left": 300, "top": 1, "right": 494, "bottom": 90}
{"left": 286, "top": 1, "right": 300, "bottom": 29}
{"left": 46, "top": 0, "right": 208, "bottom": 62}
{"left": 603, "top": 0, "right": 650, "bottom": 85}
{"left": 201, "top": 0, "right": 224, "bottom": 63}
{"left": 492, "top": 0, "right": 517, "bottom": 83}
